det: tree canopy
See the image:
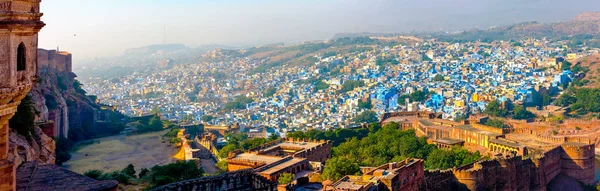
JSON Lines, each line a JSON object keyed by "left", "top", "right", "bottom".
{"left": 485, "top": 118, "right": 509, "bottom": 129}
{"left": 484, "top": 100, "right": 510, "bottom": 117}
{"left": 353, "top": 110, "right": 378, "bottom": 124}
{"left": 513, "top": 105, "right": 535, "bottom": 120}
{"left": 321, "top": 122, "right": 483, "bottom": 180}
{"left": 218, "top": 133, "right": 273, "bottom": 158}
{"left": 278, "top": 173, "right": 295, "bottom": 185}
{"left": 224, "top": 95, "right": 254, "bottom": 111}
{"left": 341, "top": 80, "right": 365, "bottom": 93}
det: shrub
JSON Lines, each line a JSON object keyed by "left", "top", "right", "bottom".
{"left": 83, "top": 170, "right": 104, "bottom": 179}
{"left": 278, "top": 173, "right": 295, "bottom": 185}
{"left": 122, "top": 164, "right": 136, "bottom": 177}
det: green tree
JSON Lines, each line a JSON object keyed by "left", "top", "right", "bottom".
{"left": 322, "top": 157, "right": 360, "bottom": 181}
{"left": 425, "top": 147, "right": 482, "bottom": 170}
{"left": 555, "top": 94, "right": 576, "bottom": 107}
{"left": 224, "top": 95, "right": 254, "bottom": 111}
{"left": 147, "top": 116, "right": 164, "bottom": 132}
{"left": 513, "top": 105, "right": 535, "bottom": 120}
{"left": 278, "top": 173, "right": 295, "bottom": 185}
{"left": 484, "top": 100, "right": 508, "bottom": 117}
{"left": 122, "top": 164, "right": 136, "bottom": 177}
{"left": 268, "top": 133, "right": 280, "bottom": 141}
{"left": 139, "top": 168, "right": 150, "bottom": 179}
{"left": 264, "top": 87, "right": 277, "bottom": 97}
{"left": 170, "top": 137, "right": 183, "bottom": 146}
{"left": 149, "top": 160, "right": 204, "bottom": 187}
{"left": 410, "top": 91, "right": 428, "bottom": 102}
{"left": 398, "top": 94, "right": 411, "bottom": 105}
{"left": 315, "top": 80, "right": 330, "bottom": 91}
{"left": 341, "top": 80, "right": 365, "bottom": 93}
{"left": 9, "top": 95, "right": 36, "bottom": 138}
{"left": 485, "top": 118, "right": 508, "bottom": 128}
{"left": 216, "top": 161, "right": 228, "bottom": 172}
{"left": 433, "top": 74, "right": 444, "bottom": 81}
{"left": 353, "top": 110, "right": 378, "bottom": 124}
{"left": 84, "top": 170, "right": 104, "bottom": 179}
{"left": 357, "top": 98, "right": 372, "bottom": 109}
{"left": 201, "top": 115, "right": 214, "bottom": 123}
{"left": 562, "top": 61, "right": 572, "bottom": 71}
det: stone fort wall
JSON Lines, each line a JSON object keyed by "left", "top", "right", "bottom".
{"left": 422, "top": 143, "right": 595, "bottom": 191}
{"left": 149, "top": 168, "right": 277, "bottom": 191}
{"left": 37, "top": 49, "right": 71, "bottom": 73}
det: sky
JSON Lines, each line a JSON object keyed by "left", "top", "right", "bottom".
{"left": 39, "top": 0, "right": 600, "bottom": 61}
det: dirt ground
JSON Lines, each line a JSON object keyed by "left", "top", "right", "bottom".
{"left": 200, "top": 159, "right": 220, "bottom": 175}
{"left": 63, "top": 130, "right": 179, "bottom": 174}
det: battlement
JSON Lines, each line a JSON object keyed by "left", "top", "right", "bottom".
{"left": 560, "top": 142, "right": 595, "bottom": 160}
{"left": 37, "top": 49, "right": 72, "bottom": 73}
{"left": 150, "top": 168, "right": 277, "bottom": 191}
{"left": 226, "top": 158, "right": 266, "bottom": 168}
{"left": 420, "top": 143, "right": 595, "bottom": 191}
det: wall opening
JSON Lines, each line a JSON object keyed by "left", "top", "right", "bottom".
{"left": 17, "top": 42, "right": 26, "bottom": 71}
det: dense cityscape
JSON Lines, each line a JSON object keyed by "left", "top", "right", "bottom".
{"left": 3, "top": 1, "right": 600, "bottom": 191}
{"left": 83, "top": 37, "right": 595, "bottom": 133}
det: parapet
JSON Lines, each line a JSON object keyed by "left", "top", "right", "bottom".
{"left": 37, "top": 49, "right": 72, "bottom": 73}
{"left": 560, "top": 142, "right": 595, "bottom": 160}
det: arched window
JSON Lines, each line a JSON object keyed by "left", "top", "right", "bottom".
{"left": 17, "top": 43, "right": 26, "bottom": 71}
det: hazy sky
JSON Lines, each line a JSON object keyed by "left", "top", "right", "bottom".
{"left": 39, "top": 0, "right": 600, "bottom": 60}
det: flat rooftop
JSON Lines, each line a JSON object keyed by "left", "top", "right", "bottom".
{"left": 433, "top": 138, "right": 465, "bottom": 145}
{"left": 455, "top": 124, "right": 501, "bottom": 136}
{"left": 17, "top": 162, "right": 118, "bottom": 191}
{"left": 489, "top": 138, "right": 522, "bottom": 148}
{"left": 333, "top": 176, "right": 372, "bottom": 190}
{"left": 232, "top": 152, "right": 282, "bottom": 164}
{"left": 272, "top": 141, "right": 323, "bottom": 150}
{"left": 259, "top": 158, "right": 306, "bottom": 174}
{"left": 382, "top": 115, "right": 418, "bottom": 124}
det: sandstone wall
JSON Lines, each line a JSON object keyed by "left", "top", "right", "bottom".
{"left": 150, "top": 169, "right": 277, "bottom": 191}
{"left": 37, "top": 49, "right": 71, "bottom": 73}
{"left": 421, "top": 143, "right": 595, "bottom": 191}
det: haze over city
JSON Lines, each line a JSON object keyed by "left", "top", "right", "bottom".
{"left": 4, "top": 0, "right": 600, "bottom": 190}
{"left": 40, "top": 0, "right": 600, "bottom": 61}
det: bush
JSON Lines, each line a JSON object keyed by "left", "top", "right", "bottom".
{"left": 98, "top": 171, "right": 132, "bottom": 185}
{"left": 83, "top": 170, "right": 104, "bottom": 179}
{"left": 139, "top": 168, "right": 150, "bottom": 179}
{"left": 149, "top": 160, "right": 204, "bottom": 187}
{"left": 485, "top": 118, "right": 508, "bottom": 129}
{"left": 216, "top": 161, "right": 228, "bottom": 172}
{"left": 278, "top": 173, "right": 295, "bottom": 185}
{"left": 122, "top": 164, "right": 136, "bottom": 177}
{"left": 353, "top": 110, "right": 378, "bottom": 124}
{"left": 55, "top": 137, "right": 73, "bottom": 165}
{"left": 9, "top": 95, "right": 36, "bottom": 139}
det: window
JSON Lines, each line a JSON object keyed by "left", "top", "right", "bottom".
{"left": 17, "top": 43, "right": 26, "bottom": 71}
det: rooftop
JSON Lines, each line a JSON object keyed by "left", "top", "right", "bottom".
{"left": 17, "top": 162, "right": 118, "bottom": 191}
{"left": 489, "top": 138, "right": 523, "bottom": 148}
{"left": 455, "top": 124, "right": 501, "bottom": 136}
{"left": 433, "top": 137, "right": 465, "bottom": 145}
{"left": 232, "top": 152, "right": 282, "bottom": 164}
{"left": 258, "top": 158, "right": 307, "bottom": 174}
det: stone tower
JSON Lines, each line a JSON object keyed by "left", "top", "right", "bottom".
{"left": 0, "top": 0, "right": 45, "bottom": 190}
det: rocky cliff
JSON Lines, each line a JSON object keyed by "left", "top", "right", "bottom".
{"left": 7, "top": 49, "right": 127, "bottom": 166}
{"left": 30, "top": 67, "right": 99, "bottom": 141}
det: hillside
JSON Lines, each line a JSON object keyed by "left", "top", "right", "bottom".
{"left": 428, "top": 12, "right": 600, "bottom": 43}
{"left": 575, "top": 54, "right": 600, "bottom": 88}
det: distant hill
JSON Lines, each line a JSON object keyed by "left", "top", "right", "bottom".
{"left": 335, "top": 12, "right": 600, "bottom": 42}
{"left": 123, "top": 44, "right": 187, "bottom": 56}
{"left": 574, "top": 12, "right": 600, "bottom": 22}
